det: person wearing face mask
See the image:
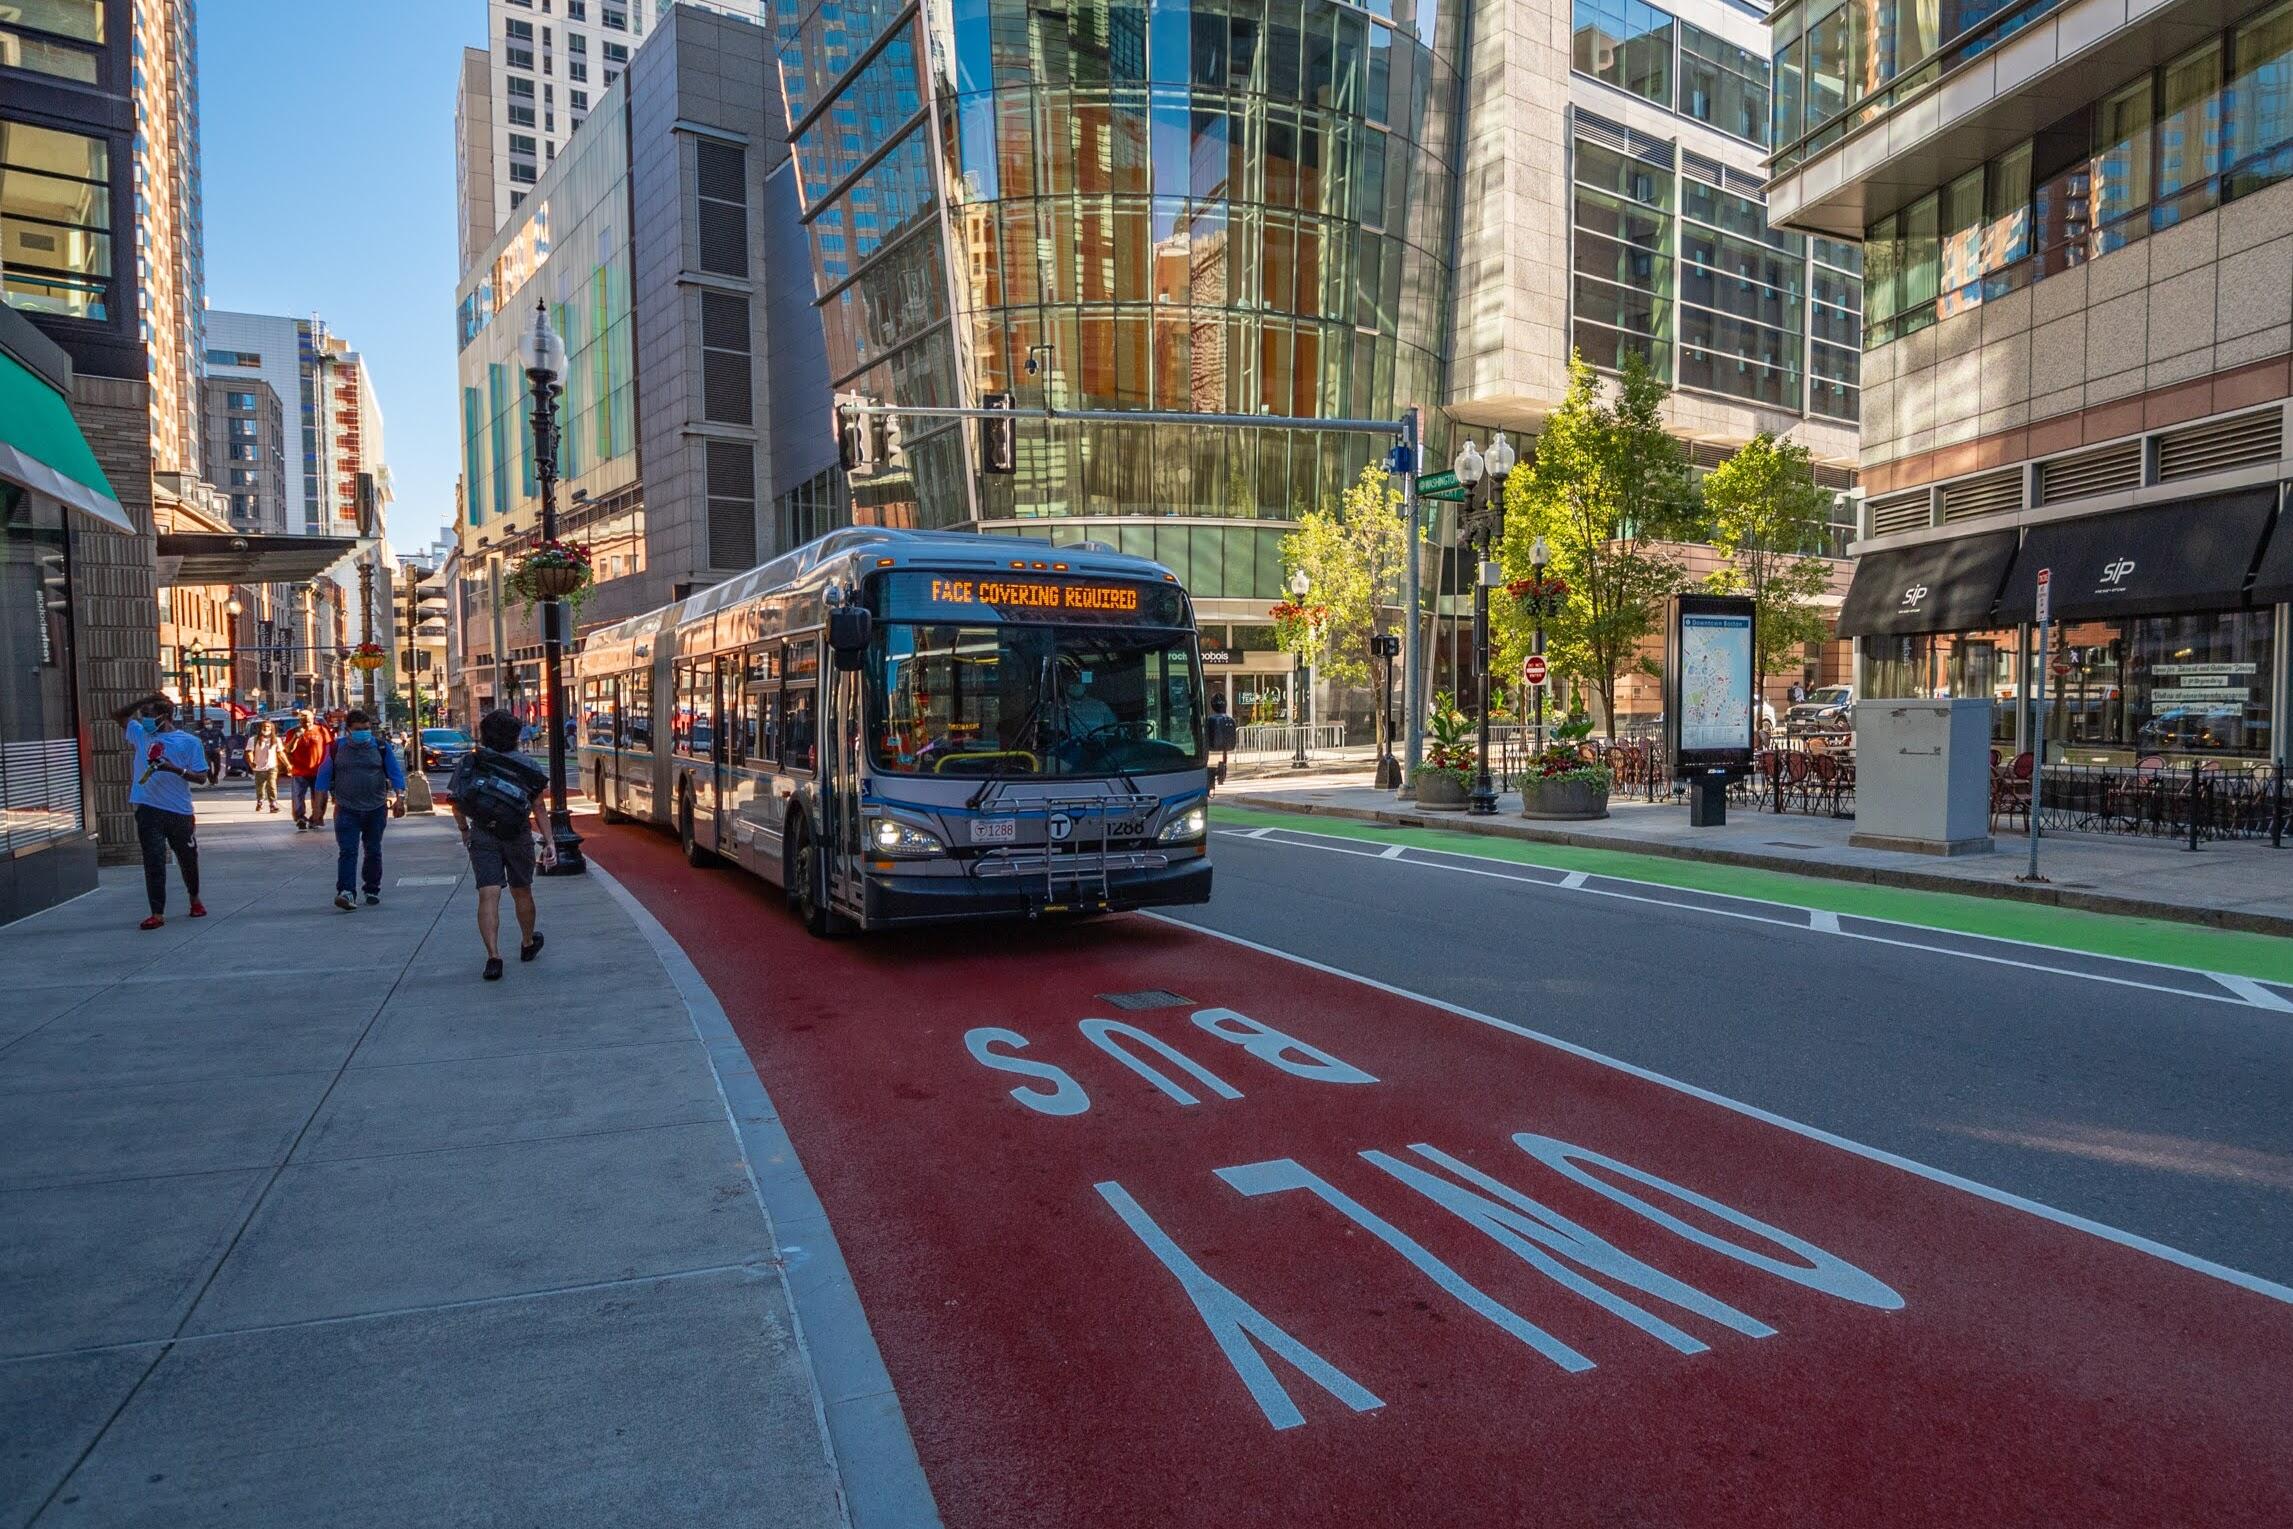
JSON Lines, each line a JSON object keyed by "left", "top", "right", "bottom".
{"left": 109, "top": 691, "right": 208, "bottom": 930}
{"left": 314, "top": 708, "right": 406, "bottom": 911}
{"left": 1058, "top": 657, "right": 1117, "bottom": 740}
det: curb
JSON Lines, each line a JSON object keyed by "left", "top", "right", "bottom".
{"left": 589, "top": 862, "right": 942, "bottom": 1529}
{"left": 1223, "top": 792, "right": 2293, "bottom": 939}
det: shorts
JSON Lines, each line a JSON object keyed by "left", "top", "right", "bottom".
{"left": 465, "top": 825, "right": 537, "bottom": 889}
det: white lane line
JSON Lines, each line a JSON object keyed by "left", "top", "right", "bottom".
{"left": 1379, "top": 844, "right": 1407, "bottom": 860}
{"left": 1251, "top": 827, "right": 2255, "bottom": 1008}
{"left": 1142, "top": 913, "right": 2293, "bottom": 1309}
{"left": 1558, "top": 871, "right": 1589, "bottom": 890}
{"left": 1225, "top": 819, "right": 2289, "bottom": 1007}
{"left": 1809, "top": 909, "right": 1841, "bottom": 934}
{"left": 1240, "top": 826, "right": 1276, "bottom": 840}
{"left": 2214, "top": 973, "right": 2293, "bottom": 1011}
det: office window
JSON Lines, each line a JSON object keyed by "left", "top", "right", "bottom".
{"left": 226, "top": 390, "right": 256, "bottom": 409}
{"left": 2229, "top": 1, "right": 2293, "bottom": 197}
{"left": 2154, "top": 40, "right": 2225, "bottom": 227}
{"left": 506, "top": 74, "right": 534, "bottom": 98}
{"left": 505, "top": 17, "right": 533, "bottom": 39}
{"left": 570, "top": 88, "right": 589, "bottom": 110}
{"left": 1680, "top": 24, "right": 1770, "bottom": 147}
{"left": 570, "top": 59, "right": 587, "bottom": 81}
{"left": 603, "top": 40, "right": 627, "bottom": 62}
{"left": 511, "top": 163, "right": 538, "bottom": 184}
{"left": 0, "top": 120, "right": 112, "bottom": 321}
{"left": 509, "top": 132, "right": 537, "bottom": 155}
{"left": 568, "top": 0, "right": 587, "bottom": 17}
{"left": 603, "top": 5, "right": 628, "bottom": 30}
{"left": 1573, "top": 0, "right": 1674, "bottom": 109}
{"left": 506, "top": 44, "right": 534, "bottom": 69}
{"left": 604, "top": 67, "right": 619, "bottom": 84}
{"left": 508, "top": 103, "right": 536, "bottom": 127}
{"left": 0, "top": 0, "right": 103, "bottom": 83}
{"left": 567, "top": 32, "right": 585, "bottom": 52}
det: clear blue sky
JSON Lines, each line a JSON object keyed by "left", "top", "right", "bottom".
{"left": 198, "top": 0, "right": 475, "bottom": 558}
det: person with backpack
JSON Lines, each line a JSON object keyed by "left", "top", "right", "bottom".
{"left": 314, "top": 708, "right": 406, "bottom": 911}
{"left": 450, "top": 709, "right": 554, "bottom": 980}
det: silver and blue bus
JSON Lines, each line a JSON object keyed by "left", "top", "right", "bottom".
{"left": 572, "top": 527, "right": 1233, "bottom": 934}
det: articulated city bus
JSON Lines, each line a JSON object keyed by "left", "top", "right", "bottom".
{"left": 572, "top": 527, "right": 1234, "bottom": 934}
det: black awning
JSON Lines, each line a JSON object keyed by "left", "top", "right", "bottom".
{"left": 155, "top": 532, "right": 359, "bottom": 586}
{"left": 1996, "top": 487, "right": 2278, "bottom": 625}
{"left": 2250, "top": 490, "right": 2293, "bottom": 605}
{"left": 1836, "top": 530, "right": 2018, "bottom": 637}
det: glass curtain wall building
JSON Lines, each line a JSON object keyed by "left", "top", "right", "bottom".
{"left": 770, "top": 0, "right": 1463, "bottom": 603}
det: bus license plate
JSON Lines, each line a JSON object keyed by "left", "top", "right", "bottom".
{"left": 972, "top": 819, "right": 1017, "bottom": 844}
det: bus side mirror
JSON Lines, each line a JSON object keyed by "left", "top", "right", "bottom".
{"left": 1207, "top": 714, "right": 1238, "bottom": 753}
{"left": 828, "top": 606, "right": 872, "bottom": 670}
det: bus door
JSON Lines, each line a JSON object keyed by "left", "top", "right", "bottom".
{"left": 828, "top": 664, "right": 866, "bottom": 916}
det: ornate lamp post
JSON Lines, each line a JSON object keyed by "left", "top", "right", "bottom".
{"left": 1288, "top": 568, "right": 1313, "bottom": 770}
{"left": 224, "top": 595, "right": 243, "bottom": 733}
{"left": 523, "top": 299, "right": 586, "bottom": 875}
{"left": 1523, "top": 536, "right": 1559, "bottom": 757}
{"left": 1453, "top": 431, "right": 1515, "bottom": 815}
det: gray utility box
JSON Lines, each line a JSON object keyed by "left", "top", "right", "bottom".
{"left": 1848, "top": 699, "right": 1996, "bottom": 856}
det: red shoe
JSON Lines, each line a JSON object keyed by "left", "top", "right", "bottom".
{"left": 189, "top": 901, "right": 208, "bottom": 918}
{"left": 140, "top": 915, "right": 164, "bottom": 930}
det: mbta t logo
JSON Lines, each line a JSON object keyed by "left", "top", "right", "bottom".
{"left": 2100, "top": 558, "right": 2137, "bottom": 586}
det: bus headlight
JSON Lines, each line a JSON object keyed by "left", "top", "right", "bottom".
{"left": 870, "top": 817, "right": 946, "bottom": 857}
{"left": 1157, "top": 804, "right": 1208, "bottom": 844}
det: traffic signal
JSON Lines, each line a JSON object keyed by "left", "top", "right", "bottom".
{"left": 835, "top": 393, "right": 871, "bottom": 471}
{"left": 882, "top": 410, "right": 906, "bottom": 466}
{"left": 981, "top": 392, "right": 1016, "bottom": 474}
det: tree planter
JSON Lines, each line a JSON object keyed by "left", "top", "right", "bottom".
{"left": 1414, "top": 771, "right": 1471, "bottom": 811}
{"left": 1519, "top": 776, "right": 1609, "bottom": 820}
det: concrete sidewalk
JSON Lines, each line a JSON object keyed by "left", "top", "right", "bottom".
{"left": 0, "top": 792, "right": 914, "bottom": 1527}
{"left": 1225, "top": 771, "right": 2293, "bottom": 935}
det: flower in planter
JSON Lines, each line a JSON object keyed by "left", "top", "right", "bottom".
{"left": 348, "top": 641, "right": 387, "bottom": 671}
{"left": 1530, "top": 711, "right": 1611, "bottom": 788}
{"left": 1412, "top": 691, "right": 1477, "bottom": 789}
{"left": 507, "top": 538, "right": 598, "bottom": 614}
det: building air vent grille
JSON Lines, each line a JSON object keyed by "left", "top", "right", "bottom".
{"left": 1687, "top": 441, "right": 1731, "bottom": 469}
{"left": 1723, "top": 166, "right": 1768, "bottom": 199}
{"left": 1938, "top": 469, "right": 2023, "bottom": 523}
{"left": 1573, "top": 109, "right": 1674, "bottom": 165}
{"left": 2037, "top": 441, "right": 2142, "bottom": 503}
{"left": 1811, "top": 463, "right": 1858, "bottom": 490}
{"left": 2156, "top": 409, "right": 2283, "bottom": 482}
{"left": 1681, "top": 150, "right": 1724, "bottom": 187}
{"left": 1866, "top": 488, "right": 1931, "bottom": 536}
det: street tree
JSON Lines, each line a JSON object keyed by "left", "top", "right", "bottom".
{"left": 1496, "top": 352, "right": 1691, "bottom": 737}
{"left": 1697, "top": 432, "right": 1836, "bottom": 703}
{"left": 1275, "top": 463, "right": 1414, "bottom": 752}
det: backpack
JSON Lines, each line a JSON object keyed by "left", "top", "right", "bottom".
{"left": 329, "top": 735, "right": 393, "bottom": 812}
{"left": 460, "top": 749, "right": 547, "bottom": 838}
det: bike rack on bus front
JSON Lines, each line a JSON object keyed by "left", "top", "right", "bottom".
{"left": 969, "top": 781, "right": 1161, "bottom": 912}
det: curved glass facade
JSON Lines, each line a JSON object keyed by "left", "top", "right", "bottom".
{"left": 771, "top": 0, "right": 1461, "bottom": 599}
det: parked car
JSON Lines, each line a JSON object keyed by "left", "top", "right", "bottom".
{"left": 419, "top": 727, "right": 476, "bottom": 775}
{"left": 1785, "top": 685, "right": 1855, "bottom": 736}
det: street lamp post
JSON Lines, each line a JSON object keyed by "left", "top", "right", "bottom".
{"left": 1529, "top": 535, "right": 1551, "bottom": 758}
{"left": 524, "top": 300, "right": 586, "bottom": 875}
{"left": 1289, "top": 568, "right": 1312, "bottom": 770}
{"left": 225, "top": 595, "right": 243, "bottom": 735}
{"left": 1454, "top": 432, "right": 1515, "bottom": 815}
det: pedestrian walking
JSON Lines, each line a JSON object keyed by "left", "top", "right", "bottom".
{"left": 110, "top": 692, "right": 208, "bottom": 930}
{"left": 284, "top": 708, "right": 333, "bottom": 830}
{"left": 246, "top": 718, "right": 283, "bottom": 813}
{"left": 315, "top": 708, "right": 406, "bottom": 911}
{"left": 1209, "top": 690, "right": 1232, "bottom": 789}
{"left": 450, "top": 708, "right": 554, "bottom": 981}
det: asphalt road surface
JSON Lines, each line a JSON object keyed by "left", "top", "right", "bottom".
{"left": 587, "top": 810, "right": 2293, "bottom": 1529}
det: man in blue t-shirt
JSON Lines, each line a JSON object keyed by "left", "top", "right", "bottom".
{"left": 110, "top": 692, "right": 210, "bottom": 930}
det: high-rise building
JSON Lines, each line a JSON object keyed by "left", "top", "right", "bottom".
{"left": 199, "top": 374, "right": 286, "bottom": 532}
{"left": 454, "top": 0, "right": 770, "bottom": 272}
{"left": 451, "top": 4, "right": 833, "bottom": 720}
{"left": 764, "top": 0, "right": 1865, "bottom": 724}
{"left": 1769, "top": 0, "right": 2293, "bottom": 770}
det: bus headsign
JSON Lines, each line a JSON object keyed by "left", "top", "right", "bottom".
{"left": 879, "top": 571, "right": 1190, "bottom": 628}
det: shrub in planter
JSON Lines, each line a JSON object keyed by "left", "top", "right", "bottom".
{"left": 1411, "top": 692, "right": 1474, "bottom": 810}
{"left": 1520, "top": 713, "right": 1610, "bottom": 820}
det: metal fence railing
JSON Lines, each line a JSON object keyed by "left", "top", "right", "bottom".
{"left": 2001, "top": 759, "right": 2289, "bottom": 846}
{"left": 1233, "top": 722, "right": 1348, "bottom": 758}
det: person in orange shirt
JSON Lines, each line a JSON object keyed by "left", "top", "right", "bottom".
{"left": 283, "top": 708, "right": 336, "bottom": 831}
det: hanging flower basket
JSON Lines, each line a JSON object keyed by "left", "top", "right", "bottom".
{"left": 349, "top": 642, "right": 386, "bottom": 672}
{"left": 507, "top": 539, "right": 597, "bottom": 614}
{"left": 1508, "top": 574, "right": 1570, "bottom": 618}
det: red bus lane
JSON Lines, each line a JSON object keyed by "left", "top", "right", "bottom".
{"left": 588, "top": 822, "right": 2293, "bottom": 1528}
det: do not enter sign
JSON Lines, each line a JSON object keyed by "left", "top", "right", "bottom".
{"left": 1522, "top": 654, "right": 1548, "bottom": 688}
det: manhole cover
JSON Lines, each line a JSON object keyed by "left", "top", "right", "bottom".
{"left": 1765, "top": 841, "right": 1823, "bottom": 850}
{"left": 395, "top": 875, "right": 461, "bottom": 887}
{"left": 1096, "top": 990, "right": 1192, "bottom": 1011}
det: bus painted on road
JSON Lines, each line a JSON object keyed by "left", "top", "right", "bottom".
{"left": 572, "top": 527, "right": 1231, "bottom": 934}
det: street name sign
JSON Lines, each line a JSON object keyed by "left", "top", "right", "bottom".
{"left": 1414, "top": 469, "right": 1460, "bottom": 497}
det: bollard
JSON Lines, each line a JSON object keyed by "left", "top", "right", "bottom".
{"left": 405, "top": 771, "right": 437, "bottom": 815}
{"left": 2186, "top": 761, "right": 2202, "bottom": 852}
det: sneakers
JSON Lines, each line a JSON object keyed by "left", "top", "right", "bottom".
{"left": 363, "top": 892, "right": 380, "bottom": 906}
{"left": 483, "top": 956, "right": 504, "bottom": 980}
{"left": 295, "top": 820, "right": 308, "bottom": 832}
{"left": 519, "top": 930, "right": 545, "bottom": 962}
{"left": 139, "top": 914, "right": 164, "bottom": 931}
{"left": 188, "top": 901, "right": 207, "bottom": 918}
{"left": 334, "top": 891, "right": 355, "bottom": 911}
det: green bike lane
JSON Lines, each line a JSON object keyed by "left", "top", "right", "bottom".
{"left": 1212, "top": 804, "right": 2293, "bottom": 989}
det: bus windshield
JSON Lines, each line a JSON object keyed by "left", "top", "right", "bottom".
{"left": 870, "top": 623, "right": 1205, "bottom": 777}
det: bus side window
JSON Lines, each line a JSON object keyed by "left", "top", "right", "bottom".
{"left": 625, "top": 670, "right": 654, "bottom": 752}
{"left": 757, "top": 687, "right": 782, "bottom": 764}
{"left": 721, "top": 657, "right": 754, "bottom": 760}
{"left": 783, "top": 639, "right": 819, "bottom": 773}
